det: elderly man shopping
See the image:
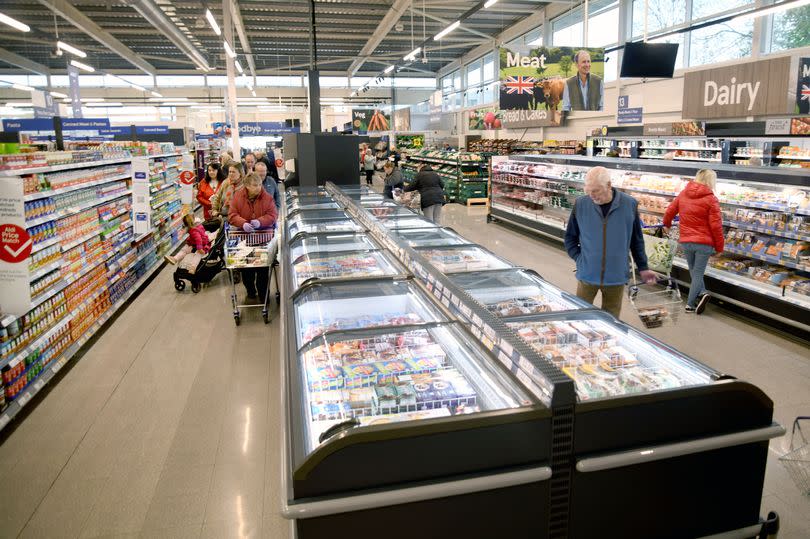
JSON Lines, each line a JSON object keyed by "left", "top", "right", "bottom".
{"left": 564, "top": 166, "right": 656, "bottom": 317}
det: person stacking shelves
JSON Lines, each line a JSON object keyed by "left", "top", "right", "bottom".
{"left": 228, "top": 173, "right": 278, "bottom": 300}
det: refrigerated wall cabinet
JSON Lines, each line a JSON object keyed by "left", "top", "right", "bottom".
{"left": 279, "top": 184, "right": 783, "bottom": 539}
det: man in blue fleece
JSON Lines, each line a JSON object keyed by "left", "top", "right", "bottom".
{"left": 564, "top": 166, "right": 657, "bottom": 317}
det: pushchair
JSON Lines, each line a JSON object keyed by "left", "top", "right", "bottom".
{"left": 173, "top": 220, "right": 227, "bottom": 293}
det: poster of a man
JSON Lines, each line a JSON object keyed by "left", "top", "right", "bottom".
{"left": 562, "top": 50, "right": 604, "bottom": 111}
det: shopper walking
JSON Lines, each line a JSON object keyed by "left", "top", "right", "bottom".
{"left": 211, "top": 162, "right": 244, "bottom": 219}
{"left": 243, "top": 153, "right": 256, "bottom": 174}
{"left": 363, "top": 149, "right": 376, "bottom": 185}
{"left": 663, "top": 169, "right": 724, "bottom": 314}
{"left": 164, "top": 214, "right": 211, "bottom": 266}
{"left": 564, "top": 166, "right": 656, "bottom": 318}
{"left": 382, "top": 161, "right": 404, "bottom": 200}
{"left": 254, "top": 161, "right": 281, "bottom": 210}
{"left": 228, "top": 173, "right": 278, "bottom": 300}
{"left": 405, "top": 163, "right": 445, "bottom": 224}
{"left": 197, "top": 163, "right": 224, "bottom": 221}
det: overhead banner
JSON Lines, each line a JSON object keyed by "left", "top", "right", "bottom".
{"left": 2, "top": 118, "right": 55, "bottom": 132}
{"left": 499, "top": 45, "right": 605, "bottom": 116}
{"left": 136, "top": 125, "right": 170, "bottom": 135}
{"left": 351, "top": 109, "right": 391, "bottom": 132}
{"left": 797, "top": 57, "right": 809, "bottom": 115}
{"left": 62, "top": 118, "right": 110, "bottom": 130}
{"left": 467, "top": 107, "right": 502, "bottom": 130}
{"left": 238, "top": 122, "right": 300, "bottom": 136}
{"left": 682, "top": 56, "right": 792, "bottom": 119}
{"left": 643, "top": 121, "right": 705, "bottom": 137}
{"left": 101, "top": 126, "right": 133, "bottom": 136}
{"left": 500, "top": 109, "right": 561, "bottom": 129}
{"left": 393, "top": 108, "right": 411, "bottom": 131}
{"left": 617, "top": 95, "right": 643, "bottom": 125}
{"left": 67, "top": 63, "right": 82, "bottom": 118}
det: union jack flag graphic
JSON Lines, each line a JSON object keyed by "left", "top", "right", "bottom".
{"left": 801, "top": 84, "right": 810, "bottom": 102}
{"left": 504, "top": 76, "right": 536, "bottom": 95}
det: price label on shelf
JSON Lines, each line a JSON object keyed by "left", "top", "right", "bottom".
{"left": 500, "top": 340, "right": 514, "bottom": 358}
{"left": 498, "top": 351, "right": 511, "bottom": 367}
{"left": 0, "top": 414, "right": 10, "bottom": 430}
{"left": 519, "top": 356, "right": 533, "bottom": 373}
{"left": 441, "top": 296, "right": 450, "bottom": 308}
{"left": 33, "top": 379, "right": 45, "bottom": 392}
{"left": 17, "top": 392, "right": 32, "bottom": 407}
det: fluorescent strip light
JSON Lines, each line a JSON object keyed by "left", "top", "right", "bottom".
{"left": 49, "top": 91, "right": 68, "bottom": 98}
{"left": 151, "top": 90, "right": 162, "bottom": 98}
{"left": 12, "top": 83, "right": 34, "bottom": 92}
{"left": 5, "top": 102, "right": 32, "bottom": 107}
{"left": 205, "top": 9, "right": 221, "bottom": 36}
{"left": 404, "top": 47, "right": 421, "bottom": 61}
{"left": 235, "top": 60, "right": 244, "bottom": 74}
{"left": 223, "top": 40, "right": 237, "bottom": 58}
{"left": 484, "top": 0, "right": 498, "bottom": 7}
{"left": 384, "top": 65, "right": 395, "bottom": 74}
{"left": 84, "top": 102, "right": 123, "bottom": 107}
{"left": 251, "top": 89, "right": 257, "bottom": 97}
{"left": 434, "top": 20, "right": 460, "bottom": 40}
{"left": 56, "top": 41, "right": 87, "bottom": 58}
{"left": 0, "top": 12, "right": 30, "bottom": 32}
{"left": 733, "top": 0, "right": 810, "bottom": 20}
{"left": 70, "top": 60, "right": 95, "bottom": 72}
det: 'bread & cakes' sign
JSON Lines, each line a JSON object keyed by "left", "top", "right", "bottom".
{"left": 683, "top": 57, "right": 792, "bottom": 119}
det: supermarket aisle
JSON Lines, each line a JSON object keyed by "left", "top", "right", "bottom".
{"left": 442, "top": 203, "right": 810, "bottom": 537}
{"left": 0, "top": 265, "right": 289, "bottom": 539}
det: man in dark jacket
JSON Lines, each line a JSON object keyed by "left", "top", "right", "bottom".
{"left": 564, "top": 166, "right": 656, "bottom": 317}
{"left": 405, "top": 163, "right": 445, "bottom": 223}
{"left": 382, "top": 161, "right": 404, "bottom": 199}
{"left": 254, "top": 161, "right": 280, "bottom": 210}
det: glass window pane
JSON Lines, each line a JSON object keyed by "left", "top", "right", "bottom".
{"left": 27, "top": 75, "right": 47, "bottom": 87}
{"left": 156, "top": 75, "right": 205, "bottom": 87}
{"left": 771, "top": 4, "right": 810, "bottom": 52}
{"left": 49, "top": 76, "right": 69, "bottom": 87}
{"left": 0, "top": 75, "right": 32, "bottom": 85}
{"left": 482, "top": 53, "right": 495, "bottom": 82}
{"left": 319, "top": 76, "right": 349, "bottom": 88}
{"left": 587, "top": 1, "right": 619, "bottom": 46}
{"left": 206, "top": 75, "right": 228, "bottom": 87}
{"left": 525, "top": 27, "right": 543, "bottom": 46}
{"left": 631, "top": 0, "right": 687, "bottom": 38}
{"left": 689, "top": 18, "right": 753, "bottom": 67}
{"left": 553, "top": 21, "right": 583, "bottom": 46}
{"left": 453, "top": 72, "right": 462, "bottom": 91}
{"left": 692, "top": 0, "right": 753, "bottom": 19}
{"left": 393, "top": 77, "right": 436, "bottom": 88}
{"left": 78, "top": 76, "right": 105, "bottom": 87}
{"left": 604, "top": 50, "right": 618, "bottom": 82}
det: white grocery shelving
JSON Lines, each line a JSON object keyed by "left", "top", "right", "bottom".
{"left": 61, "top": 230, "right": 101, "bottom": 253}
{"left": 29, "top": 260, "right": 62, "bottom": 282}
{"left": 723, "top": 220, "right": 810, "bottom": 242}
{"left": 0, "top": 157, "right": 132, "bottom": 177}
{"left": 30, "top": 236, "right": 61, "bottom": 255}
{"left": 23, "top": 172, "right": 131, "bottom": 202}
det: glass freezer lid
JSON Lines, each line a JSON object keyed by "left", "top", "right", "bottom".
{"left": 379, "top": 216, "right": 439, "bottom": 229}
{"left": 300, "top": 323, "right": 532, "bottom": 452}
{"left": 417, "top": 246, "right": 513, "bottom": 274}
{"left": 287, "top": 218, "right": 363, "bottom": 238}
{"left": 360, "top": 200, "right": 398, "bottom": 207}
{"left": 293, "top": 279, "right": 446, "bottom": 349}
{"left": 290, "top": 249, "right": 403, "bottom": 289}
{"left": 287, "top": 209, "right": 349, "bottom": 222}
{"left": 289, "top": 200, "right": 339, "bottom": 212}
{"left": 450, "top": 269, "right": 590, "bottom": 317}
{"left": 289, "top": 233, "right": 378, "bottom": 264}
{"left": 505, "top": 312, "right": 714, "bottom": 402}
{"left": 366, "top": 206, "right": 416, "bottom": 219}
{"left": 389, "top": 227, "right": 471, "bottom": 248}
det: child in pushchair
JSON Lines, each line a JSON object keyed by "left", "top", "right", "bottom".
{"left": 171, "top": 217, "right": 227, "bottom": 293}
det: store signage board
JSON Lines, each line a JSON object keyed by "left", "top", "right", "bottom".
{"left": 765, "top": 118, "right": 791, "bottom": 135}
{"left": 238, "top": 122, "right": 300, "bottom": 136}
{"left": 136, "top": 125, "right": 170, "bottom": 135}
{"left": 643, "top": 121, "right": 705, "bottom": 137}
{"left": 101, "top": 126, "right": 132, "bottom": 136}
{"left": 617, "top": 95, "right": 643, "bottom": 124}
{"left": 468, "top": 106, "right": 502, "bottom": 130}
{"left": 682, "top": 56, "right": 792, "bottom": 119}
{"left": 131, "top": 157, "right": 152, "bottom": 235}
{"left": 0, "top": 178, "right": 31, "bottom": 316}
{"left": 67, "top": 63, "right": 82, "bottom": 118}
{"left": 500, "top": 108, "right": 562, "bottom": 128}
{"left": 351, "top": 109, "right": 391, "bottom": 132}
{"left": 62, "top": 118, "right": 110, "bottom": 130}
{"left": 2, "top": 119, "right": 55, "bottom": 132}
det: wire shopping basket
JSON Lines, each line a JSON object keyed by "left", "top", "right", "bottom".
{"left": 628, "top": 228, "right": 683, "bottom": 329}
{"left": 780, "top": 416, "right": 810, "bottom": 496}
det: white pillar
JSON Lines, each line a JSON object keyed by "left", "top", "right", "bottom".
{"left": 223, "top": 0, "right": 240, "bottom": 156}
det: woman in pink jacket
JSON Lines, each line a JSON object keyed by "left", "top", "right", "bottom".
{"left": 228, "top": 173, "right": 278, "bottom": 299}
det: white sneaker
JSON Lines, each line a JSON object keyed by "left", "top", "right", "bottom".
{"left": 165, "top": 255, "right": 177, "bottom": 265}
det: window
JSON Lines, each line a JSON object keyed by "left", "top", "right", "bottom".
{"left": 319, "top": 76, "right": 350, "bottom": 88}
{"left": 482, "top": 54, "right": 495, "bottom": 82}
{"left": 256, "top": 76, "right": 303, "bottom": 87}
{"left": 588, "top": 1, "right": 620, "bottom": 47}
{"left": 689, "top": 18, "right": 753, "bottom": 66}
{"left": 507, "top": 26, "right": 543, "bottom": 48}
{"left": 155, "top": 75, "right": 205, "bottom": 87}
{"left": 466, "top": 58, "right": 482, "bottom": 88}
{"left": 78, "top": 76, "right": 105, "bottom": 87}
{"left": 631, "top": 0, "right": 687, "bottom": 38}
{"left": 691, "top": 0, "right": 753, "bottom": 19}
{"left": 649, "top": 33, "right": 685, "bottom": 70}
{"left": 552, "top": 10, "right": 584, "bottom": 45}
{"left": 393, "top": 78, "right": 437, "bottom": 88}
{"left": 770, "top": 3, "right": 810, "bottom": 52}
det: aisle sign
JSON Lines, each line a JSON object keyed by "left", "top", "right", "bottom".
{"left": 2, "top": 118, "right": 55, "bottom": 132}
{"left": 67, "top": 63, "right": 82, "bottom": 118}
{"left": 100, "top": 126, "right": 132, "bottom": 136}
{"left": 136, "top": 125, "right": 169, "bottom": 135}
{"left": 62, "top": 118, "right": 110, "bottom": 130}
{"left": 765, "top": 118, "right": 791, "bottom": 135}
{"left": 0, "top": 178, "right": 31, "bottom": 316}
{"left": 617, "top": 95, "right": 643, "bottom": 124}
{"left": 131, "top": 157, "right": 152, "bottom": 235}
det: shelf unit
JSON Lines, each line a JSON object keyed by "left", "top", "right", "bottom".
{"left": 404, "top": 151, "right": 489, "bottom": 203}
{"left": 0, "top": 149, "right": 191, "bottom": 430}
{"left": 486, "top": 154, "right": 810, "bottom": 332}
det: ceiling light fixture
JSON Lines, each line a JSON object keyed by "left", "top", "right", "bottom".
{"left": 70, "top": 59, "right": 95, "bottom": 73}
{"left": 484, "top": 0, "right": 499, "bottom": 8}
{"left": 434, "top": 20, "right": 460, "bottom": 40}
{"left": 12, "top": 83, "right": 34, "bottom": 92}
{"left": 384, "top": 65, "right": 395, "bottom": 74}
{"left": 404, "top": 47, "right": 422, "bottom": 61}
{"left": 251, "top": 89, "right": 256, "bottom": 97}
{"left": 235, "top": 60, "right": 244, "bottom": 74}
{"left": 0, "top": 12, "right": 30, "bottom": 32}
{"left": 223, "top": 40, "right": 237, "bottom": 58}
{"left": 205, "top": 9, "right": 221, "bottom": 36}
{"left": 49, "top": 91, "right": 68, "bottom": 99}
{"left": 733, "top": 0, "right": 810, "bottom": 21}
{"left": 56, "top": 41, "right": 87, "bottom": 58}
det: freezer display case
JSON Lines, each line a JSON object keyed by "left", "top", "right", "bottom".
{"left": 360, "top": 199, "right": 398, "bottom": 208}
{"left": 289, "top": 233, "right": 379, "bottom": 264}
{"left": 291, "top": 279, "right": 447, "bottom": 349}
{"left": 289, "top": 198, "right": 340, "bottom": 212}
{"left": 365, "top": 205, "right": 416, "bottom": 219}
{"left": 388, "top": 227, "right": 471, "bottom": 248}
{"left": 290, "top": 249, "right": 404, "bottom": 289}
{"left": 450, "top": 269, "right": 591, "bottom": 317}
{"left": 415, "top": 245, "right": 513, "bottom": 273}
{"left": 287, "top": 215, "right": 363, "bottom": 238}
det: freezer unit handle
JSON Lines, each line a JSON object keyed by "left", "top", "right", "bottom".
{"left": 282, "top": 465, "right": 552, "bottom": 520}
{"left": 576, "top": 423, "right": 785, "bottom": 473}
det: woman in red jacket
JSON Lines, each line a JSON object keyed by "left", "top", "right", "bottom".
{"left": 664, "top": 169, "right": 725, "bottom": 314}
{"left": 228, "top": 173, "right": 278, "bottom": 300}
{"left": 197, "top": 163, "right": 223, "bottom": 220}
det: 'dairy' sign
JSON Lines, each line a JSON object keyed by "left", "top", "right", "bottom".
{"left": 683, "top": 57, "right": 792, "bottom": 119}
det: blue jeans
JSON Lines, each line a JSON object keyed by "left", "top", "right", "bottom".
{"left": 681, "top": 242, "right": 715, "bottom": 308}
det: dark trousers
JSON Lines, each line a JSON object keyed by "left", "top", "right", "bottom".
{"left": 365, "top": 169, "right": 374, "bottom": 185}
{"left": 241, "top": 267, "right": 269, "bottom": 299}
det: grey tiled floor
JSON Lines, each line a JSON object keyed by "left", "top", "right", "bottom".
{"left": 0, "top": 196, "right": 808, "bottom": 538}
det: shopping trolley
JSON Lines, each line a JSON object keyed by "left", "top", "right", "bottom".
{"left": 780, "top": 416, "right": 810, "bottom": 496}
{"left": 627, "top": 227, "right": 683, "bottom": 329}
{"left": 224, "top": 226, "right": 279, "bottom": 325}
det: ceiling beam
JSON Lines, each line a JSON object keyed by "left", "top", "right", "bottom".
{"left": 410, "top": 8, "right": 494, "bottom": 41}
{"left": 228, "top": 0, "right": 257, "bottom": 80}
{"left": 0, "top": 47, "right": 52, "bottom": 76}
{"left": 36, "top": 0, "right": 156, "bottom": 75}
{"left": 348, "top": 0, "right": 412, "bottom": 76}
